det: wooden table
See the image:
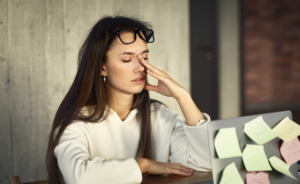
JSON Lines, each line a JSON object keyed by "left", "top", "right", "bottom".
{"left": 141, "top": 171, "right": 213, "bottom": 184}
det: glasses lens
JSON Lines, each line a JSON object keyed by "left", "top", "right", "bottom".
{"left": 140, "top": 29, "right": 154, "bottom": 43}
{"left": 119, "top": 30, "right": 135, "bottom": 44}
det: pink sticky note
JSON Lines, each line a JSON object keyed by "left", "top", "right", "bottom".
{"left": 280, "top": 138, "right": 300, "bottom": 165}
{"left": 246, "top": 172, "right": 270, "bottom": 184}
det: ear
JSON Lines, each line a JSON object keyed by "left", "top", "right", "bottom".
{"left": 101, "top": 63, "right": 107, "bottom": 76}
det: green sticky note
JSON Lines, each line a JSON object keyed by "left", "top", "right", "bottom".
{"left": 219, "top": 162, "right": 244, "bottom": 184}
{"left": 272, "top": 116, "right": 300, "bottom": 142}
{"left": 244, "top": 116, "right": 278, "bottom": 145}
{"left": 242, "top": 144, "right": 272, "bottom": 171}
{"left": 214, "top": 127, "right": 242, "bottom": 159}
{"left": 269, "top": 156, "right": 297, "bottom": 180}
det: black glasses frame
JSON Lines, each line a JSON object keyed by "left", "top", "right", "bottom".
{"left": 107, "top": 28, "right": 154, "bottom": 47}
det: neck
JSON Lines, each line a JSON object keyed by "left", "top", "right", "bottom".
{"left": 110, "top": 90, "right": 134, "bottom": 121}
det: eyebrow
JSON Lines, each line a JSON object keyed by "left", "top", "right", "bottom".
{"left": 119, "top": 49, "right": 149, "bottom": 56}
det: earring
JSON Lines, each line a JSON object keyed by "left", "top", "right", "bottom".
{"left": 103, "top": 76, "right": 106, "bottom": 82}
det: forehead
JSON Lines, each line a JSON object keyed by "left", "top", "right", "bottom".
{"left": 109, "top": 34, "right": 149, "bottom": 55}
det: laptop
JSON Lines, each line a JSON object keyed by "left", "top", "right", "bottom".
{"left": 207, "top": 110, "right": 299, "bottom": 184}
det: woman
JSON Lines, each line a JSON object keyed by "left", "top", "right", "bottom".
{"left": 46, "top": 15, "right": 211, "bottom": 184}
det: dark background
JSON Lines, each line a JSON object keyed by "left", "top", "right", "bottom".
{"left": 190, "top": 0, "right": 300, "bottom": 124}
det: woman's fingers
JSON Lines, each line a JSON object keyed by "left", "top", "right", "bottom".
{"left": 172, "top": 163, "right": 194, "bottom": 173}
{"left": 172, "top": 168, "right": 192, "bottom": 176}
{"left": 147, "top": 159, "right": 193, "bottom": 176}
{"left": 138, "top": 55, "right": 167, "bottom": 77}
{"left": 137, "top": 54, "right": 156, "bottom": 70}
{"left": 147, "top": 69, "right": 166, "bottom": 81}
{"left": 167, "top": 163, "right": 193, "bottom": 176}
{"left": 144, "top": 83, "right": 158, "bottom": 92}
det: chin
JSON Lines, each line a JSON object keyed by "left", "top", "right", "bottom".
{"left": 132, "top": 87, "right": 145, "bottom": 94}
{"left": 115, "top": 86, "right": 145, "bottom": 95}
{"left": 127, "top": 83, "right": 145, "bottom": 94}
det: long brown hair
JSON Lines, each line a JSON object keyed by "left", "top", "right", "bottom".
{"left": 46, "top": 15, "right": 160, "bottom": 184}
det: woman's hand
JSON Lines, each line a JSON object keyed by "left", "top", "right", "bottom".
{"left": 136, "top": 158, "right": 194, "bottom": 176}
{"left": 137, "top": 54, "right": 187, "bottom": 99}
{"left": 147, "top": 159, "right": 194, "bottom": 176}
{"left": 137, "top": 54, "right": 206, "bottom": 126}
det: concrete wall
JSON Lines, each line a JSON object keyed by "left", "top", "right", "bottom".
{"left": 0, "top": 0, "right": 190, "bottom": 183}
{"left": 218, "top": 0, "right": 241, "bottom": 119}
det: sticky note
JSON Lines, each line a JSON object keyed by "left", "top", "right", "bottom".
{"left": 269, "top": 156, "right": 297, "bottom": 180}
{"left": 246, "top": 172, "right": 270, "bottom": 184}
{"left": 244, "top": 116, "right": 278, "bottom": 145}
{"left": 219, "top": 162, "right": 244, "bottom": 184}
{"left": 273, "top": 116, "right": 300, "bottom": 142}
{"left": 242, "top": 144, "right": 272, "bottom": 171}
{"left": 280, "top": 138, "right": 300, "bottom": 165}
{"left": 214, "top": 127, "right": 242, "bottom": 158}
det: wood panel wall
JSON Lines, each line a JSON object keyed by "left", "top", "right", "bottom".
{"left": 0, "top": 0, "right": 190, "bottom": 183}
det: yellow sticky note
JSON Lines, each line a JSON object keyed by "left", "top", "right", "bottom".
{"left": 273, "top": 116, "right": 300, "bottom": 142}
{"left": 269, "top": 156, "right": 297, "bottom": 180}
{"left": 219, "top": 162, "right": 244, "bottom": 184}
{"left": 214, "top": 127, "right": 242, "bottom": 159}
{"left": 242, "top": 144, "right": 272, "bottom": 171}
{"left": 244, "top": 116, "right": 278, "bottom": 145}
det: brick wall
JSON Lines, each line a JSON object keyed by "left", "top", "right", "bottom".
{"left": 243, "top": 0, "right": 300, "bottom": 116}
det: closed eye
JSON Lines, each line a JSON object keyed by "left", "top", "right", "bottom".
{"left": 122, "top": 58, "right": 148, "bottom": 62}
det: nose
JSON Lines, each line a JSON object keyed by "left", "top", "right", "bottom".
{"left": 133, "top": 56, "right": 145, "bottom": 73}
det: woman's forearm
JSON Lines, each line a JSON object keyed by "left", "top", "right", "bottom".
{"left": 135, "top": 158, "right": 149, "bottom": 173}
{"left": 175, "top": 90, "right": 205, "bottom": 126}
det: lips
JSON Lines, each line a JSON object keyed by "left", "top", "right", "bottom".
{"left": 132, "top": 76, "right": 145, "bottom": 82}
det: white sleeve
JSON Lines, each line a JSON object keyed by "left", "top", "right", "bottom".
{"left": 54, "top": 123, "right": 142, "bottom": 184}
{"left": 157, "top": 106, "right": 212, "bottom": 172}
{"left": 185, "top": 112, "right": 211, "bottom": 126}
